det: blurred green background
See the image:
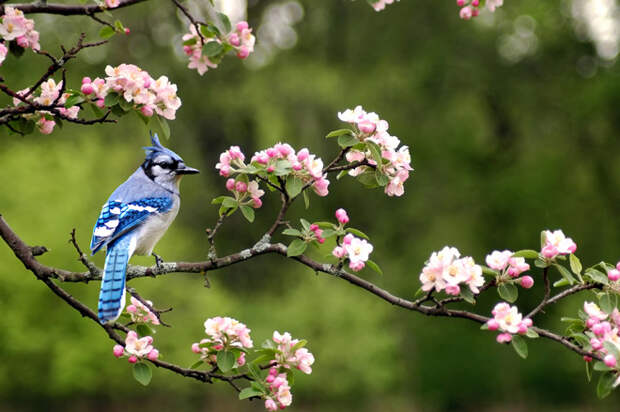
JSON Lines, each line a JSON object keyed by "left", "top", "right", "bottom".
{"left": 1, "top": 0, "right": 620, "bottom": 410}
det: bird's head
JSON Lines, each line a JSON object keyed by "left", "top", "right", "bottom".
{"left": 141, "top": 133, "right": 199, "bottom": 187}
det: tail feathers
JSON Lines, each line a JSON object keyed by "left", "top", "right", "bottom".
{"left": 98, "top": 235, "right": 133, "bottom": 323}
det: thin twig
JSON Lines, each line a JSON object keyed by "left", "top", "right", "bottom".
{"left": 527, "top": 267, "right": 551, "bottom": 319}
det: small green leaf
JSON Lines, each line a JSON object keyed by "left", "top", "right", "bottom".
{"left": 132, "top": 362, "right": 152, "bottom": 386}
{"left": 183, "top": 37, "right": 197, "bottom": 46}
{"left": 201, "top": 23, "right": 220, "bottom": 38}
{"left": 460, "top": 287, "right": 475, "bottom": 304}
{"left": 136, "top": 324, "right": 155, "bottom": 337}
{"left": 481, "top": 266, "right": 498, "bottom": 276}
{"left": 337, "top": 134, "right": 360, "bottom": 148}
{"left": 553, "top": 278, "right": 571, "bottom": 288}
{"left": 247, "top": 363, "right": 262, "bottom": 380}
{"left": 326, "top": 129, "right": 353, "bottom": 138}
{"left": 511, "top": 335, "right": 528, "bottom": 359}
{"left": 217, "top": 12, "right": 232, "bottom": 33}
{"left": 534, "top": 258, "right": 549, "bottom": 269}
{"left": 554, "top": 264, "right": 575, "bottom": 285}
{"left": 103, "top": 92, "right": 120, "bottom": 107}
{"left": 156, "top": 115, "right": 171, "bottom": 139}
{"left": 64, "top": 95, "right": 84, "bottom": 108}
{"left": 240, "top": 205, "right": 255, "bottom": 223}
{"left": 366, "top": 140, "right": 383, "bottom": 164}
{"left": 99, "top": 25, "right": 116, "bottom": 39}
{"left": 303, "top": 190, "right": 310, "bottom": 209}
{"left": 375, "top": 171, "right": 389, "bottom": 187}
{"left": 300, "top": 218, "right": 311, "bottom": 231}
{"left": 189, "top": 360, "right": 204, "bottom": 369}
{"left": 114, "top": 19, "right": 125, "bottom": 31}
{"left": 586, "top": 360, "right": 592, "bottom": 383}
{"left": 204, "top": 41, "right": 224, "bottom": 57}
{"left": 497, "top": 283, "right": 518, "bottom": 303}
{"left": 118, "top": 97, "right": 133, "bottom": 112}
{"left": 525, "top": 329, "right": 539, "bottom": 339}
{"left": 512, "top": 249, "right": 539, "bottom": 259}
{"left": 599, "top": 293, "right": 615, "bottom": 314}
{"left": 597, "top": 371, "right": 616, "bottom": 399}
{"left": 345, "top": 228, "right": 370, "bottom": 240}
{"left": 585, "top": 268, "right": 609, "bottom": 285}
{"left": 285, "top": 176, "right": 303, "bottom": 198}
{"left": 261, "top": 339, "right": 276, "bottom": 350}
{"left": 594, "top": 361, "right": 613, "bottom": 372}
{"left": 211, "top": 196, "right": 227, "bottom": 205}
{"left": 287, "top": 239, "right": 307, "bottom": 257}
{"left": 222, "top": 197, "right": 238, "bottom": 208}
{"left": 217, "top": 350, "right": 235, "bottom": 373}
{"left": 282, "top": 228, "right": 302, "bottom": 237}
{"left": 239, "top": 387, "right": 263, "bottom": 400}
{"left": 365, "top": 259, "right": 383, "bottom": 276}
{"left": 570, "top": 254, "right": 583, "bottom": 276}
{"left": 413, "top": 287, "right": 425, "bottom": 298}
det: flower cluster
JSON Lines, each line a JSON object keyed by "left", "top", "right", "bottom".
{"left": 486, "top": 302, "right": 533, "bottom": 343}
{"left": 457, "top": 0, "right": 503, "bottom": 20}
{"left": 264, "top": 369, "right": 293, "bottom": 411}
{"left": 81, "top": 64, "right": 182, "bottom": 120}
{"left": 271, "top": 331, "right": 315, "bottom": 374}
{"left": 583, "top": 302, "right": 620, "bottom": 373}
{"left": 226, "top": 177, "right": 265, "bottom": 209}
{"left": 113, "top": 331, "right": 159, "bottom": 363}
{"left": 338, "top": 106, "right": 413, "bottom": 197}
{"left": 126, "top": 296, "right": 160, "bottom": 325}
{"left": 369, "top": 0, "right": 399, "bottom": 12}
{"left": 419, "top": 246, "right": 484, "bottom": 296}
{"left": 332, "top": 233, "right": 374, "bottom": 272}
{"left": 309, "top": 223, "right": 326, "bottom": 244}
{"left": 540, "top": 229, "right": 577, "bottom": 259}
{"left": 608, "top": 262, "right": 620, "bottom": 282}
{"left": 12, "top": 79, "right": 80, "bottom": 134}
{"left": 0, "top": 6, "right": 40, "bottom": 66}
{"left": 486, "top": 250, "right": 533, "bottom": 288}
{"left": 182, "top": 20, "right": 255, "bottom": 76}
{"left": 191, "top": 317, "right": 253, "bottom": 366}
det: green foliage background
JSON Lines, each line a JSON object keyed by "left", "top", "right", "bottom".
{"left": 1, "top": 0, "right": 620, "bottom": 410}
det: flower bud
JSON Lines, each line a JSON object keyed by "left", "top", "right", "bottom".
{"left": 608, "top": 269, "right": 620, "bottom": 282}
{"left": 226, "top": 178, "right": 236, "bottom": 191}
{"left": 604, "top": 354, "right": 617, "bottom": 368}
{"left": 191, "top": 343, "right": 201, "bottom": 354}
{"left": 332, "top": 246, "right": 346, "bottom": 258}
{"left": 343, "top": 234, "right": 354, "bottom": 245}
{"left": 126, "top": 305, "right": 137, "bottom": 313}
{"left": 586, "top": 317, "right": 598, "bottom": 329}
{"left": 309, "top": 224, "right": 319, "bottom": 231}
{"left": 445, "top": 284, "right": 460, "bottom": 296}
{"left": 124, "top": 28, "right": 131, "bottom": 35}
{"left": 265, "top": 399, "right": 277, "bottom": 411}
{"left": 456, "top": 0, "right": 466, "bottom": 5}
{"left": 487, "top": 319, "right": 499, "bottom": 331}
{"left": 252, "top": 197, "right": 262, "bottom": 208}
{"left": 358, "top": 120, "right": 376, "bottom": 134}
{"left": 237, "top": 45, "right": 250, "bottom": 59}
{"left": 235, "top": 181, "right": 248, "bottom": 193}
{"left": 335, "top": 208, "right": 349, "bottom": 224}
{"left": 237, "top": 352, "right": 246, "bottom": 367}
{"left": 317, "top": 237, "right": 325, "bottom": 244}
{"left": 471, "top": 0, "right": 479, "bottom": 6}
{"left": 236, "top": 21, "right": 249, "bottom": 32}
{"left": 297, "top": 148, "right": 309, "bottom": 162}
{"left": 96, "top": 99, "right": 105, "bottom": 108}
{"left": 128, "top": 355, "right": 138, "bottom": 364}
{"left": 113, "top": 345, "right": 124, "bottom": 358}
{"left": 81, "top": 83, "right": 94, "bottom": 95}
{"left": 583, "top": 355, "right": 593, "bottom": 362}
{"left": 82, "top": 77, "right": 92, "bottom": 84}
{"left": 520, "top": 276, "right": 534, "bottom": 289}
{"left": 617, "top": 261, "right": 620, "bottom": 272}
{"left": 267, "top": 166, "right": 275, "bottom": 173}
{"left": 147, "top": 349, "right": 159, "bottom": 361}
{"left": 496, "top": 333, "right": 512, "bottom": 343}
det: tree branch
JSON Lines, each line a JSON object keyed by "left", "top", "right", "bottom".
{"left": 2, "top": 0, "right": 149, "bottom": 15}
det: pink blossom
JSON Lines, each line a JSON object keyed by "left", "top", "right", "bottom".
{"left": 147, "top": 349, "right": 159, "bottom": 361}
{"left": 105, "top": 0, "right": 120, "bottom": 8}
{"left": 507, "top": 257, "right": 530, "bottom": 277}
{"left": 252, "top": 197, "right": 263, "bottom": 208}
{"left": 489, "top": 302, "right": 530, "bottom": 336}
{"left": 113, "top": 345, "right": 124, "bottom": 358}
{"left": 191, "top": 343, "right": 201, "bottom": 353}
{"left": 487, "top": 319, "right": 499, "bottom": 331}
{"left": 203, "top": 316, "right": 253, "bottom": 349}
{"left": 335, "top": 208, "right": 349, "bottom": 224}
{"left": 420, "top": 246, "right": 460, "bottom": 293}
{"left": 237, "top": 45, "right": 250, "bottom": 59}
{"left": 584, "top": 302, "right": 608, "bottom": 321}
{"left": 312, "top": 176, "right": 330, "bottom": 197}
{"left": 445, "top": 284, "right": 460, "bottom": 296}
{"left": 332, "top": 246, "right": 346, "bottom": 258}
{"left": 226, "top": 178, "right": 236, "bottom": 191}
{"left": 344, "top": 237, "right": 373, "bottom": 268}
{"left": 371, "top": 0, "right": 396, "bottom": 12}
{"left": 485, "top": 250, "right": 513, "bottom": 271}
{"left": 126, "top": 296, "right": 160, "bottom": 325}
{"left": 128, "top": 355, "right": 138, "bottom": 364}
{"left": 459, "top": 6, "right": 473, "bottom": 19}
{"left": 541, "top": 230, "right": 577, "bottom": 259}
{"left": 520, "top": 276, "right": 534, "bottom": 289}
{"left": 605, "top": 354, "right": 617, "bottom": 368}
{"left": 235, "top": 181, "right": 248, "bottom": 193}
{"left": 496, "top": 333, "right": 512, "bottom": 343}
{"left": 608, "top": 269, "right": 620, "bottom": 282}
{"left": 237, "top": 352, "right": 246, "bottom": 366}
{"left": 0, "top": 42, "right": 7, "bottom": 66}
{"left": 124, "top": 331, "right": 154, "bottom": 358}
{"left": 487, "top": 0, "right": 504, "bottom": 12}
{"left": 37, "top": 118, "right": 55, "bottom": 135}
{"left": 265, "top": 399, "right": 278, "bottom": 411}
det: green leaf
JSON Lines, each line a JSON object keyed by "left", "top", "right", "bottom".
{"left": 375, "top": 171, "right": 389, "bottom": 187}
{"left": 597, "top": 371, "right": 616, "bottom": 399}
{"left": 481, "top": 266, "right": 498, "bottom": 276}
{"left": 594, "top": 361, "right": 613, "bottom": 372}
{"left": 261, "top": 339, "right": 276, "bottom": 350}
{"left": 183, "top": 37, "right": 197, "bottom": 46}
{"left": 569, "top": 333, "right": 590, "bottom": 348}
{"left": 365, "top": 259, "right": 383, "bottom": 276}
{"left": 132, "top": 363, "right": 152, "bottom": 386}
{"left": 586, "top": 360, "right": 592, "bottom": 383}
{"left": 285, "top": 176, "right": 303, "bottom": 198}
{"left": 604, "top": 341, "right": 620, "bottom": 360}
{"left": 114, "top": 19, "right": 125, "bottom": 31}
{"left": 118, "top": 97, "right": 133, "bottom": 112}
{"left": 497, "top": 283, "right": 518, "bottom": 303}
{"left": 103, "top": 92, "right": 120, "bottom": 107}
{"left": 247, "top": 363, "right": 262, "bottom": 380}
{"left": 136, "top": 324, "right": 155, "bottom": 337}
{"left": 570, "top": 254, "right": 583, "bottom": 276}
{"left": 99, "top": 25, "right": 116, "bottom": 39}
{"left": 211, "top": 196, "right": 227, "bottom": 205}
{"left": 217, "top": 350, "right": 235, "bottom": 373}
{"left": 189, "top": 360, "right": 204, "bottom": 369}
{"left": 554, "top": 264, "right": 575, "bottom": 285}
{"left": 156, "top": 115, "right": 171, "bottom": 139}
{"left": 282, "top": 228, "right": 302, "bottom": 237}
{"left": 217, "top": 12, "right": 232, "bottom": 33}
{"left": 219, "top": 204, "right": 237, "bottom": 217}
{"left": 321, "top": 229, "right": 337, "bottom": 238}
{"left": 326, "top": 128, "right": 354, "bottom": 138}
{"left": 366, "top": 140, "right": 383, "bottom": 164}
{"left": 240, "top": 205, "right": 255, "bottom": 223}
{"left": 111, "top": 104, "right": 125, "bottom": 117}
{"left": 534, "top": 258, "right": 549, "bottom": 269}
{"left": 413, "top": 287, "right": 425, "bottom": 298}
{"left": 287, "top": 239, "right": 307, "bottom": 257}
{"left": 300, "top": 218, "right": 311, "bottom": 231}
{"left": 599, "top": 293, "right": 615, "bottom": 314}
{"left": 345, "top": 228, "right": 370, "bottom": 240}
{"left": 303, "top": 190, "right": 310, "bottom": 209}
{"left": 585, "top": 268, "right": 609, "bottom": 285}
{"left": 525, "top": 329, "right": 539, "bottom": 339}
{"left": 512, "top": 249, "right": 539, "bottom": 259}
{"left": 511, "top": 335, "right": 528, "bottom": 359}
{"left": 553, "top": 278, "right": 571, "bottom": 288}
{"left": 203, "top": 41, "right": 224, "bottom": 57}
{"left": 337, "top": 134, "right": 360, "bottom": 148}
{"left": 64, "top": 95, "right": 83, "bottom": 108}
{"left": 222, "top": 197, "right": 238, "bottom": 208}
{"left": 356, "top": 171, "right": 379, "bottom": 188}
{"left": 239, "top": 387, "right": 263, "bottom": 400}
{"left": 460, "top": 287, "right": 475, "bottom": 304}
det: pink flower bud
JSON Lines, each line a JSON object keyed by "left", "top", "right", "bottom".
{"left": 445, "top": 284, "right": 460, "bottom": 296}
{"left": 266, "top": 148, "right": 277, "bottom": 158}
{"left": 138, "top": 105, "right": 152, "bottom": 117}
{"left": 237, "top": 352, "right": 246, "bottom": 366}
{"left": 332, "top": 246, "right": 346, "bottom": 258}
{"left": 229, "top": 32, "right": 240, "bottom": 46}
{"left": 349, "top": 260, "right": 365, "bottom": 272}
{"left": 81, "top": 84, "right": 94, "bottom": 95}
{"left": 522, "top": 318, "right": 533, "bottom": 327}
{"left": 297, "top": 148, "right": 309, "bottom": 162}
{"left": 113, "top": 345, "right": 124, "bottom": 358}
{"left": 456, "top": 0, "right": 466, "bottom": 5}
{"left": 265, "top": 399, "right": 277, "bottom": 411}
{"left": 292, "top": 162, "right": 303, "bottom": 171}
{"left": 604, "top": 354, "right": 617, "bottom": 367}
{"left": 343, "top": 234, "right": 354, "bottom": 245}
{"left": 583, "top": 355, "right": 593, "bottom": 362}
{"left": 236, "top": 21, "right": 249, "bottom": 32}
{"left": 266, "top": 374, "right": 275, "bottom": 383}
{"left": 459, "top": 6, "right": 473, "bottom": 19}
{"left": 496, "top": 333, "right": 512, "bottom": 343}
{"left": 471, "top": 0, "right": 479, "bottom": 6}
{"left": 226, "top": 178, "right": 236, "bottom": 191}
{"left": 487, "top": 319, "right": 499, "bottom": 331}
{"left": 586, "top": 317, "right": 599, "bottom": 329}
{"left": 126, "top": 305, "right": 137, "bottom": 313}
{"left": 472, "top": 8, "right": 479, "bottom": 16}
{"left": 267, "top": 166, "right": 275, "bottom": 173}
{"left": 310, "top": 224, "right": 319, "bottom": 231}
{"left": 82, "top": 77, "right": 92, "bottom": 84}
{"left": 96, "top": 98, "right": 105, "bottom": 108}
{"left": 608, "top": 269, "right": 620, "bottom": 282}
{"left": 591, "top": 338, "right": 603, "bottom": 350}
{"left": 518, "top": 323, "right": 528, "bottom": 334}
{"left": 592, "top": 323, "right": 606, "bottom": 337}
{"left": 520, "top": 276, "right": 534, "bottom": 289}
{"left": 252, "top": 197, "right": 262, "bottom": 208}
{"left": 183, "top": 45, "right": 193, "bottom": 55}
{"left": 335, "top": 208, "right": 349, "bottom": 224}
{"left": 317, "top": 237, "right": 325, "bottom": 244}
{"left": 235, "top": 181, "right": 248, "bottom": 193}
{"left": 237, "top": 45, "right": 250, "bottom": 59}
{"left": 617, "top": 261, "right": 620, "bottom": 272}
{"left": 191, "top": 343, "right": 201, "bottom": 354}
{"left": 128, "top": 355, "right": 138, "bottom": 364}
{"left": 541, "top": 244, "right": 558, "bottom": 259}
{"left": 219, "top": 166, "right": 231, "bottom": 177}
{"left": 147, "top": 349, "right": 159, "bottom": 360}
{"left": 213, "top": 344, "right": 224, "bottom": 351}
{"left": 16, "top": 36, "right": 28, "bottom": 48}
{"left": 124, "top": 28, "right": 131, "bottom": 35}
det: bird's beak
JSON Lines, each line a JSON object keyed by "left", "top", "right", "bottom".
{"left": 176, "top": 164, "right": 200, "bottom": 175}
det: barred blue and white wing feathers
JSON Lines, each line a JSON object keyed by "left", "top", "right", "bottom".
{"left": 90, "top": 197, "right": 173, "bottom": 255}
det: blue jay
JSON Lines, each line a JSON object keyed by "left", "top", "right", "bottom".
{"left": 90, "top": 134, "right": 199, "bottom": 324}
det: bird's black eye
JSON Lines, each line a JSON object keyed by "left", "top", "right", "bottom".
{"left": 155, "top": 159, "right": 178, "bottom": 169}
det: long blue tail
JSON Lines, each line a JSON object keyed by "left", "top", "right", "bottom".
{"left": 98, "top": 235, "right": 132, "bottom": 323}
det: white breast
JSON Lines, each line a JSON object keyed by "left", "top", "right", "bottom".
{"left": 133, "top": 197, "right": 180, "bottom": 256}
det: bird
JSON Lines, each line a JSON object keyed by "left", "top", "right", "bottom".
{"left": 90, "top": 133, "right": 199, "bottom": 324}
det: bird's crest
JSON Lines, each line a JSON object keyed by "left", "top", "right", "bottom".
{"left": 143, "top": 132, "right": 183, "bottom": 162}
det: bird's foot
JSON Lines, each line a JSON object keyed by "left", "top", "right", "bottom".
{"left": 152, "top": 252, "right": 164, "bottom": 269}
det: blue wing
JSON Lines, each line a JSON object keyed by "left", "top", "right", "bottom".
{"left": 90, "top": 197, "right": 173, "bottom": 254}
